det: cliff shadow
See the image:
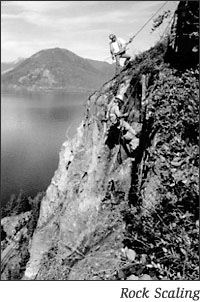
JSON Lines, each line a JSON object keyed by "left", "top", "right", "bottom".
{"left": 105, "top": 124, "right": 121, "bottom": 149}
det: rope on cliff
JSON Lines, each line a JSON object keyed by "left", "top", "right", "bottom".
{"left": 127, "top": 1, "right": 169, "bottom": 43}
{"left": 104, "top": 1, "right": 169, "bottom": 61}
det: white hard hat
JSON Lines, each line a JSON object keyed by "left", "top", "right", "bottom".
{"left": 109, "top": 33, "right": 116, "bottom": 40}
{"left": 115, "top": 94, "right": 123, "bottom": 102}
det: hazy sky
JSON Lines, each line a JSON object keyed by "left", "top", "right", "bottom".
{"left": 1, "top": 1, "right": 179, "bottom": 62}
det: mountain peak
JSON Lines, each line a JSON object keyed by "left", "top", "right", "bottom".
{"left": 1, "top": 47, "right": 114, "bottom": 92}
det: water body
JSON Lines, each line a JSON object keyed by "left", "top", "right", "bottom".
{"left": 1, "top": 90, "right": 90, "bottom": 207}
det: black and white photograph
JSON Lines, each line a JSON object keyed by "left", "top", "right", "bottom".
{"left": 1, "top": 0, "right": 199, "bottom": 290}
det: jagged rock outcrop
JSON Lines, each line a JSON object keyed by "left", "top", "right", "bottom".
{"left": 24, "top": 74, "right": 139, "bottom": 280}
{"left": 24, "top": 1, "right": 199, "bottom": 279}
{"left": 165, "top": 1, "right": 199, "bottom": 67}
{"left": 23, "top": 38, "right": 198, "bottom": 279}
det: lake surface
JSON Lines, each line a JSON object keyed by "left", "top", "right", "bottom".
{"left": 1, "top": 90, "right": 90, "bottom": 207}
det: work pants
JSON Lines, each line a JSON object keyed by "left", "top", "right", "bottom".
{"left": 115, "top": 51, "right": 131, "bottom": 75}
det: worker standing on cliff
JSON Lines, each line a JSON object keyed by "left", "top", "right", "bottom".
{"left": 109, "top": 34, "right": 134, "bottom": 75}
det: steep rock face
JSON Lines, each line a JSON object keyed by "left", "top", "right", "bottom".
{"left": 5, "top": 1, "right": 197, "bottom": 280}
{"left": 24, "top": 74, "right": 137, "bottom": 279}
{"left": 165, "top": 1, "right": 199, "bottom": 67}
{"left": 24, "top": 35, "right": 199, "bottom": 280}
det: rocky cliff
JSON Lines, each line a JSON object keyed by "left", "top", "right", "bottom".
{"left": 165, "top": 0, "right": 199, "bottom": 68}
{"left": 1, "top": 1, "right": 199, "bottom": 281}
